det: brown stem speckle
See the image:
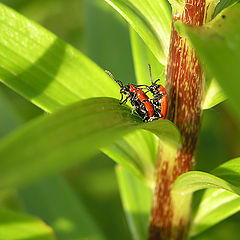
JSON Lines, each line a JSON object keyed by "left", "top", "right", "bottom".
{"left": 148, "top": 1, "right": 212, "bottom": 239}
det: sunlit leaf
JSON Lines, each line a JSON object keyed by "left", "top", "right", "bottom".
{"left": 173, "top": 158, "right": 240, "bottom": 235}
{"left": 214, "top": 0, "right": 240, "bottom": 16}
{"left": 173, "top": 166, "right": 240, "bottom": 196}
{"left": 0, "top": 97, "right": 180, "bottom": 189}
{"left": 0, "top": 85, "right": 104, "bottom": 240}
{"left": 128, "top": 28, "right": 166, "bottom": 179}
{"left": 0, "top": 3, "right": 119, "bottom": 113}
{"left": 173, "top": 157, "right": 240, "bottom": 195}
{"left": 211, "top": 157, "right": 240, "bottom": 185}
{"left": 202, "top": 77, "right": 227, "bottom": 109}
{"left": 0, "top": 3, "right": 159, "bottom": 186}
{"left": 130, "top": 28, "right": 165, "bottom": 86}
{"left": 116, "top": 166, "right": 152, "bottom": 240}
{"left": 191, "top": 188, "right": 240, "bottom": 236}
{"left": 0, "top": 208, "right": 54, "bottom": 240}
{"left": 105, "top": 0, "right": 171, "bottom": 64}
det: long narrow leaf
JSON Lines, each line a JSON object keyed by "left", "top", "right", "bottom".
{"left": 202, "top": 77, "right": 227, "bottom": 109}
{"left": 0, "top": 208, "right": 54, "bottom": 240}
{"left": 173, "top": 158, "right": 240, "bottom": 235}
{"left": 0, "top": 3, "right": 162, "bottom": 184}
{"left": 214, "top": 0, "right": 240, "bottom": 16}
{"left": 191, "top": 188, "right": 240, "bottom": 236}
{"left": 0, "top": 97, "right": 180, "bottom": 189}
{"left": 130, "top": 28, "right": 165, "bottom": 86}
{"left": 105, "top": 0, "right": 171, "bottom": 64}
{"left": 116, "top": 166, "right": 152, "bottom": 240}
{"left": 126, "top": 28, "right": 166, "bottom": 179}
{"left": 173, "top": 157, "right": 240, "bottom": 197}
{"left": 173, "top": 169, "right": 240, "bottom": 196}
{"left": 0, "top": 3, "right": 118, "bottom": 113}
{"left": 0, "top": 86, "right": 104, "bottom": 240}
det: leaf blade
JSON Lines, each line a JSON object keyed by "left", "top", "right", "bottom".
{"left": 202, "top": 77, "right": 227, "bottom": 109}
{"left": 116, "top": 166, "right": 152, "bottom": 240}
{"left": 0, "top": 208, "right": 55, "bottom": 240}
{"left": 0, "top": 97, "right": 180, "bottom": 189}
{"left": 0, "top": 2, "right": 160, "bottom": 187}
{"left": 0, "top": 2, "right": 119, "bottom": 113}
{"left": 130, "top": 28, "right": 165, "bottom": 86}
{"left": 191, "top": 188, "right": 240, "bottom": 236}
{"left": 105, "top": 0, "right": 171, "bottom": 64}
{"left": 173, "top": 171, "right": 240, "bottom": 196}
{"left": 172, "top": 158, "right": 240, "bottom": 235}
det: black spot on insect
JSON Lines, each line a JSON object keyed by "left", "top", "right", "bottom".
{"left": 222, "top": 15, "right": 226, "bottom": 19}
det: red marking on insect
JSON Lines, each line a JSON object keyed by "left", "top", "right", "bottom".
{"left": 158, "top": 85, "right": 167, "bottom": 95}
{"left": 159, "top": 94, "right": 168, "bottom": 120}
{"left": 105, "top": 70, "right": 154, "bottom": 121}
{"left": 105, "top": 65, "right": 167, "bottom": 122}
{"left": 129, "top": 83, "right": 154, "bottom": 118}
{"left": 138, "top": 65, "right": 168, "bottom": 120}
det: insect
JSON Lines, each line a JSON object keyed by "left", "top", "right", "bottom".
{"left": 141, "top": 65, "right": 168, "bottom": 120}
{"left": 105, "top": 70, "right": 154, "bottom": 121}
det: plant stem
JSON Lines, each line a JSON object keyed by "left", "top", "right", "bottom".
{"left": 148, "top": 1, "right": 216, "bottom": 239}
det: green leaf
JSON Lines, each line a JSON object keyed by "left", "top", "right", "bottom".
{"left": 116, "top": 166, "right": 152, "bottom": 240}
{"left": 19, "top": 175, "right": 105, "bottom": 240}
{"left": 0, "top": 2, "right": 119, "bottom": 113}
{"left": 130, "top": 28, "right": 165, "bottom": 86}
{"left": 173, "top": 158, "right": 240, "bottom": 235}
{"left": 0, "top": 97, "right": 180, "bottom": 189}
{"left": 191, "top": 188, "right": 240, "bottom": 236}
{"left": 211, "top": 157, "right": 240, "bottom": 185}
{"left": 175, "top": 3, "right": 240, "bottom": 120}
{"left": 105, "top": 0, "right": 171, "bottom": 65}
{"left": 84, "top": 2, "right": 155, "bottom": 179}
{"left": 127, "top": 28, "right": 166, "bottom": 180}
{"left": 84, "top": 0, "right": 136, "bottom": 83}
{"left": 0, "top": 2, "right": 160, "bottom": 186}
{"left": 173, "top": 157, "right": 240, "bottom": 196}
{"left": 128, "top": 27, "right": 169, "bottom": 184}
{"left": 0, "top": 82, "right": 103, "bottom": 240}
{"left": 202, "top": 77, "right": 227, "bottom": 109}
{"left": 102, "top": 129, "right": 158, "bottom": 183}
{"left": 214, "top": 0, "right": 240, "bottom": 16}
{"left": 64, "top": 154, "right": 132, "bottom": 240}
{"left": 0, "top": 208, "right": 54, "bottom": 240}
{"left": 0, "top": 88, "right": 22, "bottom": 137}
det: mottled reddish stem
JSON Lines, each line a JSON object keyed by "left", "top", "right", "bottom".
{"left": 148, "top": 1, "right": 210, "bottom": 239}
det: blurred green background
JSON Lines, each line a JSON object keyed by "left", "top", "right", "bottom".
{"left": 0, "top": 0, "right": 239, "bottom": 240}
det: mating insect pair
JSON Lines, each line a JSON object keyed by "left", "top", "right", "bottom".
{"left": 105, "top": 65, "right": 168, "bottom": 122}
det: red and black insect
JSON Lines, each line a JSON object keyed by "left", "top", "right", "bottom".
{"left": 105, "top": 70, "right": 154, "bottom": 122}
{"left": 142, "top": 65, "right": 168, "bottom": 120}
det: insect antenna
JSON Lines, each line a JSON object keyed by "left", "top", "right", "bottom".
{"left": 105, "top": 70, "right": 123, "bottom": 87}
{"left": 148, "top": 64, "right": 153, "bottom": 84}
